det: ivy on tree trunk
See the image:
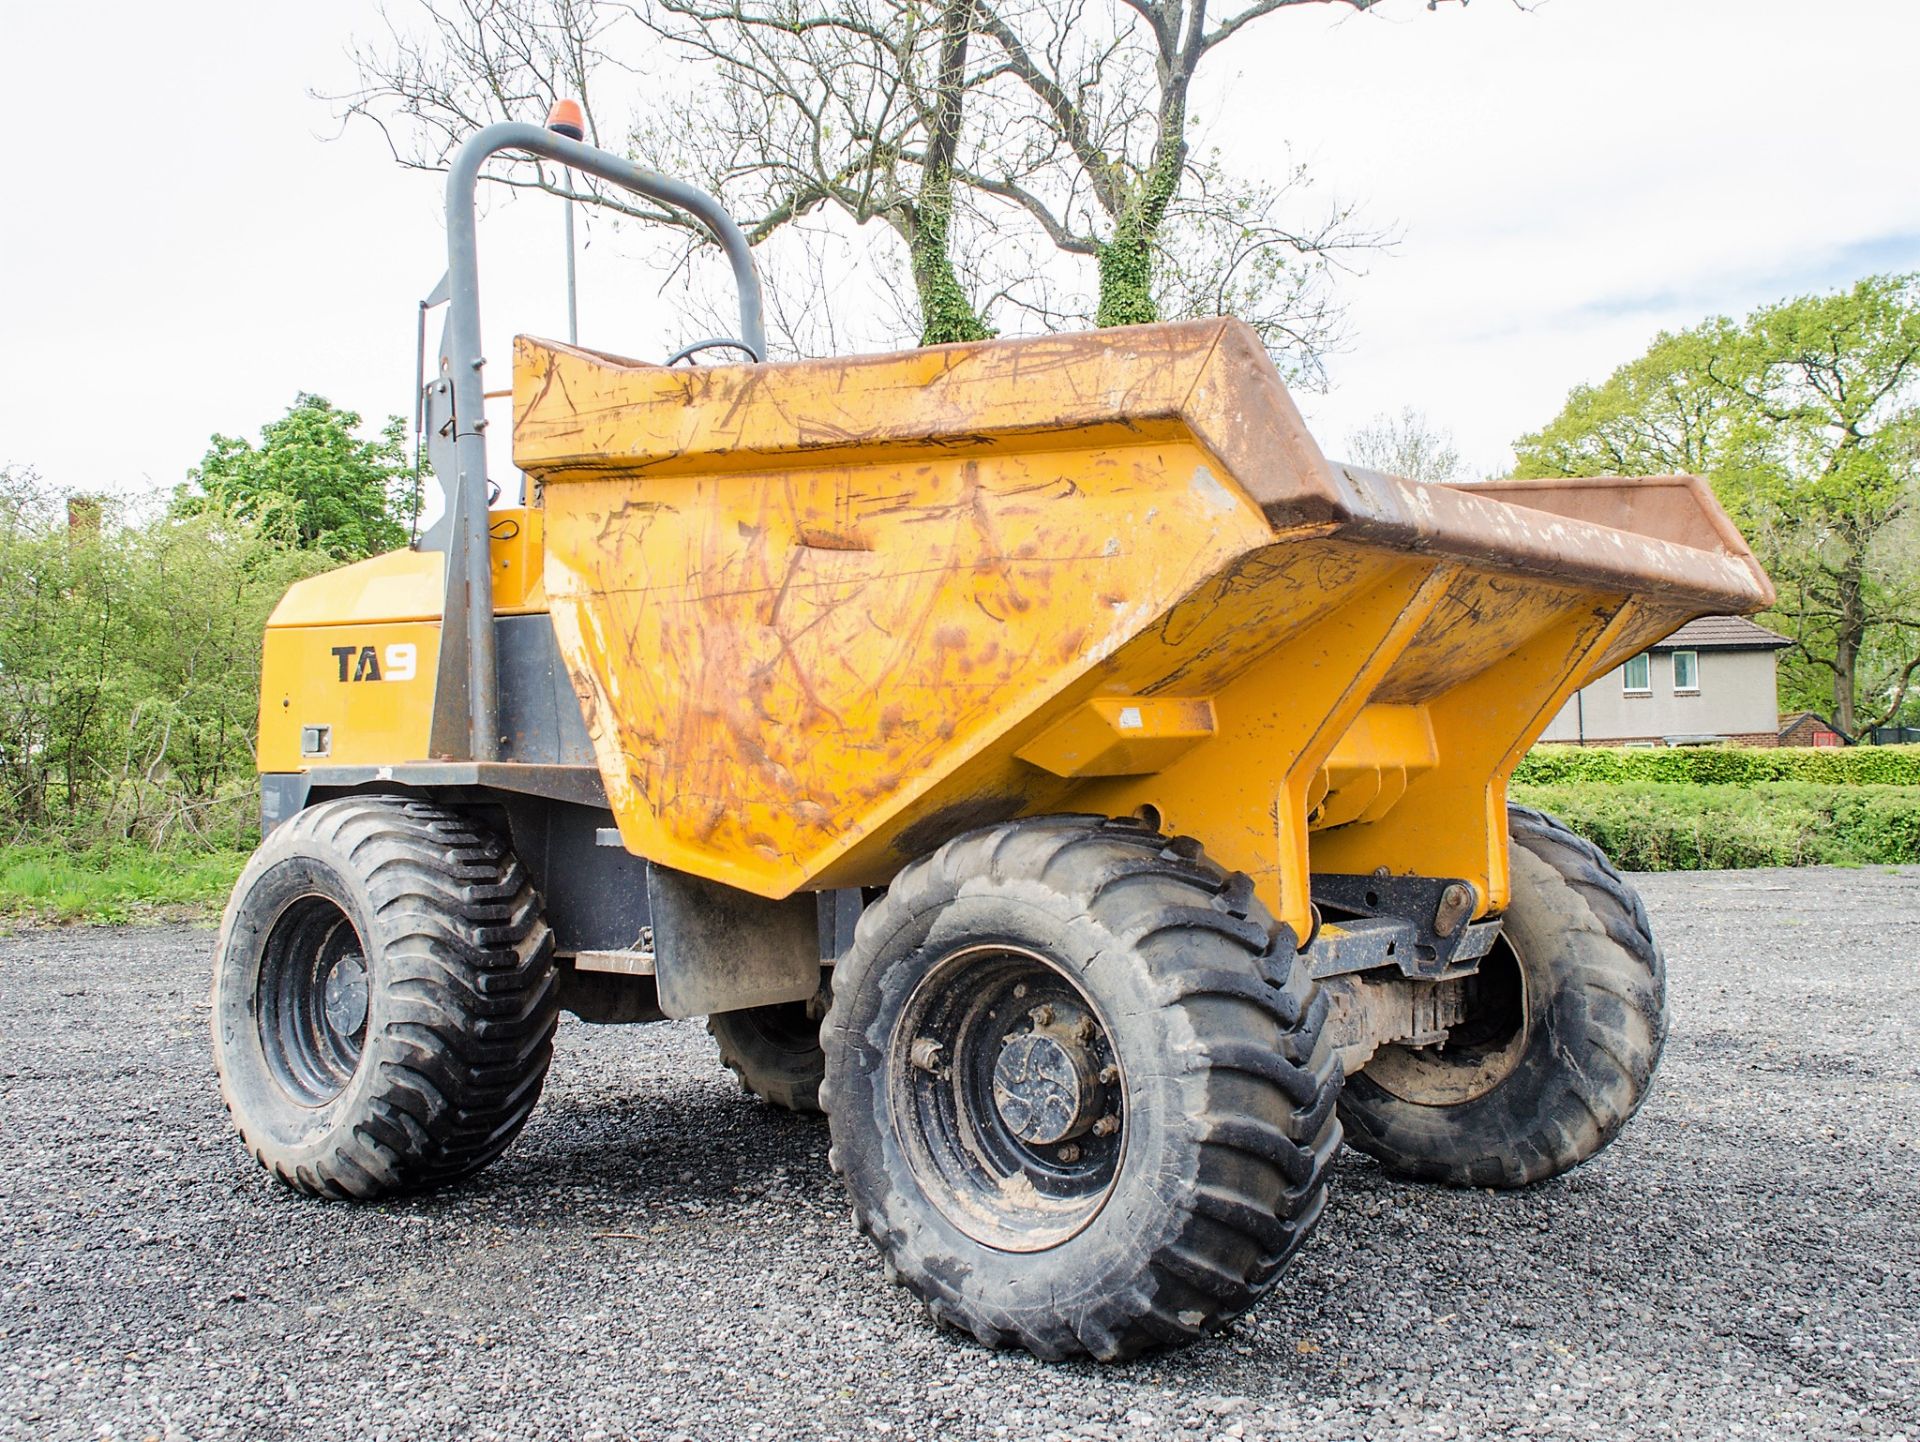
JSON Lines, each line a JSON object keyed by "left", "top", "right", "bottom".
{"left": 1094, "top": 157, "right": 1181, "bottom": 329}
{"left": 911, "top": 188, "right": 993, "bottom": 346}
{"left": 909, "top": 0, "right": 992, "bottom": 347}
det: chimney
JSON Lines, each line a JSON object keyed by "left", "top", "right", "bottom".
{"left": 66, "top": 496, "right": 101, "bottom": 545}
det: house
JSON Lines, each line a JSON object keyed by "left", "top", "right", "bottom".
{"left": 1778, "top": 711, "right": 1848, "bottom": 748}
{"left": 1538, "top": 615, "right": 1789, "bottom": 747}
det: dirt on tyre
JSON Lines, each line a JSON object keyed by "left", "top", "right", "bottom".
{"left": 1338, "top": 805, "right": 1666, "bottom": 1188}
{"left": 708, "top": 982, "right": 830, "bottom": 1114}
{"left": 211, "top": 796, "right": 558, "bottom": 1199}
{"left": 821, "top": 815, "right": 1342, "bottom": 1361}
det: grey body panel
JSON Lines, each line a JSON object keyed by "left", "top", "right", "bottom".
{"left": 496, "top": 612, "right": 596, "bottom": 766}
{"left": 647, "top": 868, "right": 820, "bottom": 1020}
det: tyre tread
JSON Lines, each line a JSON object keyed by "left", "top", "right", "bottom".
{"left": 1338, "top": 804, "right": 1665, "bottom": 1187}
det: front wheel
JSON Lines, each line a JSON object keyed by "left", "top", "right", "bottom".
{"left": 211, "top": 797, "right": 558, "bottom": 1199}
{"left": 1338, "top": 805, "right": 1667, "bottom": 1187}
{"left": 822, "top": 816, "right": 1342, "bottom": 1361}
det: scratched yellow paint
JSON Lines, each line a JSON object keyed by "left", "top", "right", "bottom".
{"left": 252, "top": 316, "right": 1756, "bottom": 948}
{"left": 258, "top": 620, "right": 442, "bottom": 771}
{"left": 535, "top": 438, "right": 1275, "bottom": 902}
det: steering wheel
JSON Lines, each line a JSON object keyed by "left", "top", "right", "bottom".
{"left": 665, "top": 336, "right": 763, "bottom": 367}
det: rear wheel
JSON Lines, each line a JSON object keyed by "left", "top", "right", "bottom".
{"left": 708, "top": 981, "right": 829, "bottom": 1114}
{"left": 822, "top": 815, "right": 1342, "bottom": 1361}
{"left": 1338, "top": 805, "right": 1666, "bottom": 1187}
{"left": 211, "top": 797, "right": 558, "bottom": 1199}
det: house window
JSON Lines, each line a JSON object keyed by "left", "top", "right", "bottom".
{"left": 1622, "top": 654, "right": 1651, "bottom": 694}
{"left": 1672, "top": 650, "right": 1699, "bottom": 693}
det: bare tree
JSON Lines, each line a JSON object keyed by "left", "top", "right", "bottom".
{"left": 336, "top": 0, "right": 1000, "bottom": 345}
{"left": 332, "top": 0, "right": 1402, "bottom": 362}
{"left": 962, "top": 0, "right": 1387, "bottom": 329}
{"left": 636, "top": 0, "right": 995, "bottom": 343}
{"left": 1343, "top": 407, "right": 1471, "bottom": 484}
{"left": 332, "top": 0, "right": 662, "bottom": 217}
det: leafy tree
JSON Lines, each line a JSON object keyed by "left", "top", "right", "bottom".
{"left": 1508, "top": 320, "right": 1739, "bottom": 480}
{"left": 1515, "top": 275, "right": 1920, "bottom": 737}
{"left": 187, "top": 393, "right": 413, "bottom": 558}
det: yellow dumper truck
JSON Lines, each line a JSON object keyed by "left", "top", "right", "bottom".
{"left": 211, "top": 118, "right": 1774, "bottom": 1360}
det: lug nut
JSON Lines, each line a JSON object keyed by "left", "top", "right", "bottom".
{"left": 1057, "top": 1144, "right": 1081, "bottom": 1163}
{"left": 1098, "top": 1064, "right": 1119, "bottom": 1085}
{"left": 1029, "top": 1003, "right": 1055, "bottom": 1027}
{"left": 1092, "top": 1115, "right": 1119, "bottom": 1137}
{"left": 909, "top": 1037, "right": 944, "bottom": 1071}
{"left": 1012, "top": 983, "right": 1028, "bottom": 999}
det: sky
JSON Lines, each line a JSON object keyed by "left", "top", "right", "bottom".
{"left": 3, "top": 0, "right": 1919, "bottom": 497}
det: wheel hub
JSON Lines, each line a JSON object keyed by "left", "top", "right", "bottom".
{"left": 322, "top": 954, "right": 369, "bottom": 1039}
{"left": 991, "top": 1027, "right": 1099, "bottom": 1145}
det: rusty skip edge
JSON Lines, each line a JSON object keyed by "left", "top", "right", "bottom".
{"left": 514, "top": 317, "right": 1773, "bottom": 620}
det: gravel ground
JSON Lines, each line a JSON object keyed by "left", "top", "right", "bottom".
{"left": 1, "top": 867, "right": 1916, "bottom": 1442}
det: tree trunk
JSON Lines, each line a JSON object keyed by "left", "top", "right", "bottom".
{"left": 1094, "top": 221, "right": 1159, "bottom": 328}
{"left": 908, "top": 196, "right": 991, "bottom": 346}
{"left": 1093, "top": 77, "right": 1187, "bottom": 329}
{"left": 911, "top": 0, "right": 991, "bottom": 347}
{"left": 1833, "top": 560, "right": 1867, "bottom": 738}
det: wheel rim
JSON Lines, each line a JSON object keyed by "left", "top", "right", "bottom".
{"left": 256, "top": 895, "right": 370, "bottom": 1107}
{"left": 1367, "top": 935, "right": 1530, "bottom": 1106}
{"left": 891, "top": 943, "right": 1125, "bottom": 1252}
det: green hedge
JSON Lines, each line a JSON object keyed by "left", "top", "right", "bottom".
{"left": 1513, "top": 744, "right": 1920, "bottom": 787}
{"left": 1510, "top": 782, "right": 1920, "bottom": 871}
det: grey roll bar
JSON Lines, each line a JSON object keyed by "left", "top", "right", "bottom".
{"left": 427, "top": 121, "right": 766, "bottom": 763}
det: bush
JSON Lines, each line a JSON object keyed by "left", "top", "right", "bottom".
{"left": 1510, "top": 781, "right": 1920, "bottom": 870}
{"left": 0, "top": 471, "right": 327, "bottom": 850}
{"left": 1513, "top": 744, "right": 1920, "bottom": 788}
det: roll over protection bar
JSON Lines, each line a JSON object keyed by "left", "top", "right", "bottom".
{"left": 428, "top": 121, "right": 766, "bottom": 762}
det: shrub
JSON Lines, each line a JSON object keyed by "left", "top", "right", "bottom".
{"left": 0, "top": 472, "right": 327, "bottom": 850}
{"left": 1509, "top": 781, "right": 1920, "bottom": 870}
{"left": 1513, "top": 744, "right": 1920, "bottom": 788}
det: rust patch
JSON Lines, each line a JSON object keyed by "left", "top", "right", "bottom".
{"left": 797, "top": 526, "right": 874, "bottom": 552}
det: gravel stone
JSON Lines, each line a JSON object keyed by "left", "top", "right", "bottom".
{"left": 0, "top": 866, "right": 1915, "bottom": 1439}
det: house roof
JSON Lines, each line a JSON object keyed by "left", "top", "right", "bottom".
{"left": 1650, "top": 615, "right": 1791, "bottom": 652}
{"left": 1778, "top": 709, "right": 1848, "bottom": 740}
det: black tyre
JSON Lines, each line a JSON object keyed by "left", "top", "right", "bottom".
{"left": 1338, "top": 805, "right": 1666, "bottom": 1188}
{"left": 822, "top": 815, "right": 1342, "bottom": 1361}
{"left": 211, "top": 797, "right": 558, "bottom": 1199}
{"left": 708, "top": 982, "right": 829, "bottom": 1114}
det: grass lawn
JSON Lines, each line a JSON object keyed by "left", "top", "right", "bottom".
{"left": 0, "top": 846, "right": 248, "bottom": 926}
